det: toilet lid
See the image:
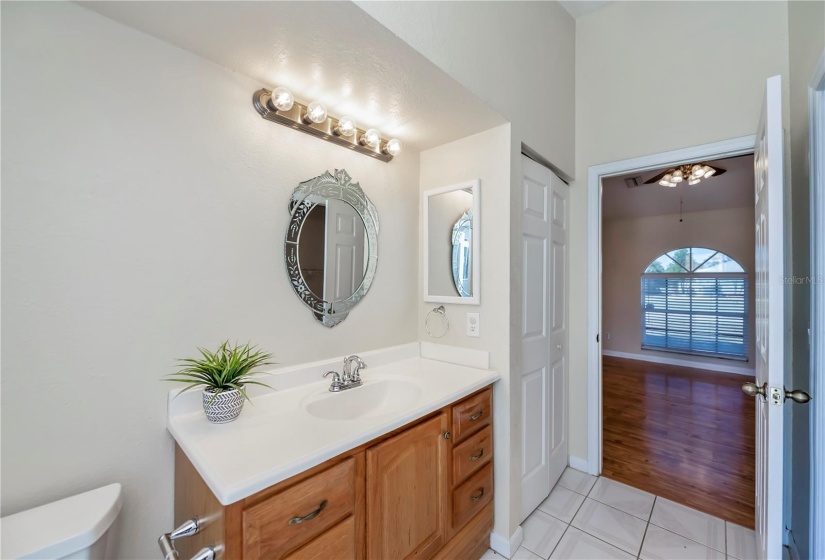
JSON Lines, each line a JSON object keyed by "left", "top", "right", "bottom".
{"left": 1, "top": 483, "right": 123, "bottom": 559}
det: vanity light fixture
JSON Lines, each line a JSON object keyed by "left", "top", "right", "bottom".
{"left": 252, "top": 87, "right": 400, "bottom": 162}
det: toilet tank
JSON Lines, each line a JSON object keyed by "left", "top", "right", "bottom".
{"left": 1, "top": 483, "right": 123, "bottom": 560}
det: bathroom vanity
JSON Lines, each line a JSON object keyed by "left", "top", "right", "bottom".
{"left": 168, "top": 345, "right": 499, "bottom": 560}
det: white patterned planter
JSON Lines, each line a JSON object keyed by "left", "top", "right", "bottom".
{"left": 202, "top": 387, "right": 245, "bottom": 424}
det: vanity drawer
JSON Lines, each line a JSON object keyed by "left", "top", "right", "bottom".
{"left": 243, "top": 457, "right": 356, "bottom": 560}
{"left": 452, "top": 463, "right": 493, "bottom": 530}
{"left": 283, "top": 517, "right": 357, "bottom": 560}
{"left": 451, "top": 388, "right": 492, "bottom": 443}
{"left": 452, "top": 426, "right": 493, "bottom": 485}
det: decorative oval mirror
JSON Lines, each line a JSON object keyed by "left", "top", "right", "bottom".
{"left": 284, "top": 169, "right": 378, "bottom": 327}
{"left": 451, "top": 211, "right": 473, "bottom": 297}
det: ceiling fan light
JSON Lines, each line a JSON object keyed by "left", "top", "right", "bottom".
{"left": 672, "top": 169, "right": 684, "bottom": 181}
{"left": 703, "top": 166, "right": 716, "bottom": 178}
{"left": 666, "top": 181, "right": 678, "bottom": 187}
{"left": 688, "top": 177, "right": 701, "bottom": 185}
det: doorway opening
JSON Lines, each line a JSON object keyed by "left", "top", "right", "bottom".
{"left": 585, "top": 137, "right": 758, "bottom": 528}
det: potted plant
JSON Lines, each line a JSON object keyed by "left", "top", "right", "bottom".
{"left": 166, "top": 340, "right": 273, "bottom": 424}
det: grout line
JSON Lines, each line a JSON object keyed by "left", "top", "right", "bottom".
{"left": 637, "top": 496, "right": 655, "bottom": 559}
{"left": 546, "top": 523, "right": 572, "bottom": 560}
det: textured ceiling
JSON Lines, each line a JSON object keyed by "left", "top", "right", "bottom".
{"left": 77, "top": 1, "right": 506, "bottom": 153}
{"left": 602, "top": 154, "right": 755, "bottom": 220}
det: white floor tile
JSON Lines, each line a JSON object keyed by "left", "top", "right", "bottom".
{"left": 538, "top": 485, "right": 587, "bottom": 523}
{"left": 549, "top": 526, "right": 635, "bottom": 560}
{"left": 640, "top": 524, "right": 725, "bottom": 560}
{"left": 557, "top": 467, "right": 598, "bottom": 496}
{"left": 481, "top": 549, "right": 501, "bottom": 559}
{"left": 588, "top": 477, "right": 655, "bottom": 520}
{"left": 570, "top": 498, "right": 647, "bottom": 556}
{"left": 727, "top": 522, "right": 758, "bottom": 560}
{"left": 649, "top": 497, "right": 726, "bottom": 552}
{"left": 512, "top": 546, "right": 542, "bottom": 559}
{"left": 521, "top": 510, "right": 568, "bottom": 558}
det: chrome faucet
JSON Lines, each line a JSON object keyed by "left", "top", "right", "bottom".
{"left": 322, "top": 355, "right": 367, "bottom": 392}
{"left": 343, "top": 355, "right": 367, "bottom": 386}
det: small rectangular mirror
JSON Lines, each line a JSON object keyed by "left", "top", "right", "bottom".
{"left": 423, "top": 179, "right": 480, "bottom": 304}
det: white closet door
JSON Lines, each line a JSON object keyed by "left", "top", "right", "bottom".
{"left": 520, "top": 155, "right": 568, "bottom": 520}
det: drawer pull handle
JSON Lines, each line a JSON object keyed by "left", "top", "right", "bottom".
{"left": 288, "top": 500, "right": 328, "bottom": 525}
{"left": 470, "top": 489, "right": 485, "bottom": 502}
{"left": 470, "top": 449, "right": 484, "bottom": 461}
{"left": 469, "top": 410, "right": 484, "bottom": 421}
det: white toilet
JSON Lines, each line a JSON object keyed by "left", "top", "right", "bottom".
{"left": 1, "top": 483, "right": 123, "bottom": 560}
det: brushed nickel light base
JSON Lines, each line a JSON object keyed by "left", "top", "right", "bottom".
{"left": 252, "top": 89, "right": 393, "bottom": 163}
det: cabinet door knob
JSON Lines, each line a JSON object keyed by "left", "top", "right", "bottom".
{"left": 470, "top": 488, "right": 485, "bottom": 502}
{"left": 443, "top": 431, "right": 451, "bottom": 440}
{"left": 288, "top": 500, "right": 328, "bottom": 525}
{"left": 469, "top": 410, "right": 483, "bottom": 421}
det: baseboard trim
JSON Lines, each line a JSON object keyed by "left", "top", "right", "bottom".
{"left": 490, "top": 526, "right": 524, "bottom": 558}
{"left": 602, "top": 350, "right": 755, "bottom": 376}
{"left": 568, "top": 456, "right": 590, "bottom": 474}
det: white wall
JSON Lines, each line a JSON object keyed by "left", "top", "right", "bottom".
{"left": 0, "top": 3, "right": 419, "bottom": 558}
{"left": 418, "top": 124, "right": 517, "bottom": 539}
{"left": 570, "top": 0, "right": 791, "bottom": 461}
{"left": 602, "top": 207, "right": 756, "bottom": 367}
{"left": 787, "top": 2, "right": 825, "bottom": 556}
{"left": 356, "top": 0, "right": 576, "bottom": 179}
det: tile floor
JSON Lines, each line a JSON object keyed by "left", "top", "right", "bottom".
{"left": 482, "top": 467, "right": 757, "bottom": 560}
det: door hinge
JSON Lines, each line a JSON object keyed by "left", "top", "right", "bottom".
{"left": 770, "top": 387, "right": 783, "bottom": 405}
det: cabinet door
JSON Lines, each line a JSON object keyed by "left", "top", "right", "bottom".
{"left": 366, "top": 413, "right": 449, "bottom": 560}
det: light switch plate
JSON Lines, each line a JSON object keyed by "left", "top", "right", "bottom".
{"left": 466, "top": 313, "right": 480, "bottom": 337}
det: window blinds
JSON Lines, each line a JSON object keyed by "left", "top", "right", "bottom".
{"left": 641, "top": 275, "right": 748, "bottom": 360}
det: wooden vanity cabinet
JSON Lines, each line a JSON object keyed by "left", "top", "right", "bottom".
{"left": 174, "top": 385, "right": 494, "bottom": 560}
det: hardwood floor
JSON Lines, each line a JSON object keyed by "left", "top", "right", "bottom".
{"left": 601, "top": 355, "right": 755, "bottom": 528}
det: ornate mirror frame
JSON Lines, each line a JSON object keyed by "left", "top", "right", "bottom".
{"left": 451, "top": 210, "right": 473, "bottom": 297}
{"left": 284, "top": 169, "right": 379, "bottom": 327}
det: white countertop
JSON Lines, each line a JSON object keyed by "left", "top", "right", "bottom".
{"left": 167, "top": 345, "right": 499, "bottom": 505}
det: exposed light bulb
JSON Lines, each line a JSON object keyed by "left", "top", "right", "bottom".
{"left": 384, "top": 138, "right": 402, "bottom": 156}
{"left": 703, "top": 166, "right": 716, "bottom": 178}
{"left": 304, "top": 102, "right": 327, "bottom": 124}
{"left": 270, "top": 87, "right": 294, "bottom": 111}
{"left": 334, "top": 116, "right": 356, "bottom": 137}
{"left": 361, "top": 128, "right": 381, "bottom": 148}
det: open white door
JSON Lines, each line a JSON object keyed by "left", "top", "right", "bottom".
{"left": 750, "top": 74, "right": 787, "bottom": 560}
{"left": 520, "top": 155, "right": 568, "bottom": 521}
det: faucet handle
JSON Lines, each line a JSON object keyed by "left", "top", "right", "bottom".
{"left": 323, "top": 371, "right": 342, "bottom": 392}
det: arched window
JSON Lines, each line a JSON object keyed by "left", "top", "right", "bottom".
{"left": 641, "top": 247, "right": 748, "bottom": 360}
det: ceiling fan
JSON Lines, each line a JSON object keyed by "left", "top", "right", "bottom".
{"left": 644, "top": 163, "right": 726, "bottom": 187}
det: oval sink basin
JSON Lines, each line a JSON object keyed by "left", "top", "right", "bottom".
{"left": 304, "top": 378, "right": 423, "bottom": 420}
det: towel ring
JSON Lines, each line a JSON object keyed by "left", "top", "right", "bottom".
{"left": 425, "top": 305, "right": 449, "bottom": 338}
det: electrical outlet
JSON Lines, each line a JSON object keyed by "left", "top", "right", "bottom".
{"left": 466, "top": 313, "right": 480, "bottom": 337}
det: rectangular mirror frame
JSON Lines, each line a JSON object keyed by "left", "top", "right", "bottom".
{"left": 423, "top": 179, "right": 481, "bottom": 305}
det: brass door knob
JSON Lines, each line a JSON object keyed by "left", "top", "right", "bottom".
{"left": 742, "top": 382, "right": 766, "bottom": 398}
{"left": 784, "top": 388, "right": 812, "bottom": 404}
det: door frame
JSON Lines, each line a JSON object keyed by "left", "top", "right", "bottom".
{"left": 809, "top": 49, "right": 825, "bottom": 560}
{"left": 585, "top": 135, "right": 757, "bottom": 475}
